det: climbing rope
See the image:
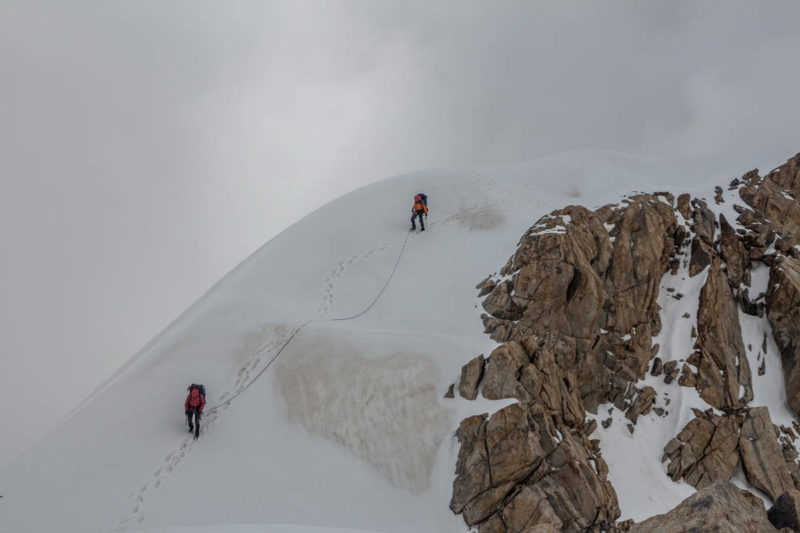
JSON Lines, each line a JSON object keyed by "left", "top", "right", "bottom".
{"left": 205, "top": 229, "right": 413, "bottom": 414}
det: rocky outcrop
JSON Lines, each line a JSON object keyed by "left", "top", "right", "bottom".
{"left": 692, "top": 257, "right": 753, "bottom": 410}
{"left": 628, "top": 482, "right": 776, "bottom": 533}
{"left": 481, "top": 336, "right": 584, "bottom": 426}
{"left": 719, "top": 213, "right": 749, "bottom": 287}
{"left": 664, "top": 406, "right": 799, "bottom": 503}
{"left": 663, "top": 409, "right": 741, "bottom": 489}
{"left": 739, "top": 154, "right": 800, "bottom": 239}
{"left": 450, "top": 336, "right": 618, "bottom": 531}
{"left": 625, "top": 386, "right": 656, "bottom": 424}
{"left": 676, "top": 193, "right": 691, "bottom": 220}
{"left": 453, "top": 153, "right": 800, "bottom": 531}
{"left": 460, "top": 354, "right": 485, "bottom": 400}
{"left": 482, "top": 341, "right": 529, "bottom": 401}
{"left": 733, "top": 154, "right": 800, "bottom": 420}
{"left": 450, "top": 400, "right": 618, "bottom": 532}
{"left": 689, "top": 237, "right": 714, "bottom": 277}
{"left": 455, "top": 194, "right": 685, "bottom": 531}
{"left": 481, "top": 195, "right": 678, "bottom": 413}
{"left": 691, "top": 198, "right": 717, "bottom": 244}
{"left": 767, "top": 255, "right": 800, "bottom": 415}
{"left": 740, "top": 407, "right": 797, "bottom": 502}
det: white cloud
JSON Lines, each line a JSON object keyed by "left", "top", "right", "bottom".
{"left": 2, "top": 0, "right": 800, "bottom": 463}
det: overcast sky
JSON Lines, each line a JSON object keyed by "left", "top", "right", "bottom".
{"left": 2, "top": 1, "right": 800, "bottom": 463}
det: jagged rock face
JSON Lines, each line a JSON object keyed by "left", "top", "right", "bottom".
{"left": 719, "top": 213, "right": 750, "bottom": 287}
{"left": 628, "top": 482, "right": 777, "bottom": 533}
{"left": 482, "top": 341, "right": 530, "bottom": 401}
{"left": 450, "top": 337, "right": 619, "bottom": 531}
{"left": 740, "top": 154, "right": 800, "bottom": 238}
{"left": 451, "top": 401, "right": 619, "bottom": 532}
{"left": 740, "top": 407, "right": 797, "bottom": 502}
{"left": 481, "top": 337, "right": 585, "bottom": 428}
{"left": 767, "top": 255, "right": 800, "bottom": 415}
{"left": 460, "top": 354, "right": 485, "bottom": 400}
{"left": 453, "top": 154, "right": 800, "bottom": 532}
{"left": 481, "top": 196, "right": 677, "bottom": 413}
{"left": 689, "top": 237, "right": 714, "bottom": 277}
{"left": 736, "top": 155, "right": 800, "bottom": 266}
{"left": 663, "top": 409, "right": 741, "bottom": 489}
{"left": 676, "top": 193, "right": 691, "bottom": 220}
{"left": 693, "top": 257, "right": 753, "bottom": 410}
{"left": 664, "top": 406, "right": 799, "bottom": 504}
{"left": 691, "top": 198, "right": 717, "bottom": 244}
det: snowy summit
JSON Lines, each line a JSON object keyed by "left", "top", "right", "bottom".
{"left": 2, "top": 149, "right": 799, "bottom": 533}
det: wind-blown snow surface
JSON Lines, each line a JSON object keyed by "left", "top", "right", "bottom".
{"left": 0, "top": 150, "right": 786, "bottom": 532}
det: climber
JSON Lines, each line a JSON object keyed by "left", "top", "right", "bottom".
{"left": 410, "top": 194, "right": 428, "bottom": 231}
{"left": 185, "top": 383, "right": 206, "bottom": 439}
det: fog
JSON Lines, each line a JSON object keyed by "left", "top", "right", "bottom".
{"left": 2, "top": 1, "right": 799, "bottom": 463}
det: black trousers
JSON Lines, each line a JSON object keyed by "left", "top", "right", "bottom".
{"left": 186, "top": 411, "right": 201, "bottom": 437}
{"left": 411, "top": 210, "right": 425, "bottom": 230}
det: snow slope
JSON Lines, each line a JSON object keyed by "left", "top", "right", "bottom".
{"left": 0, "top": 149, "right": 786, "bottom": 532}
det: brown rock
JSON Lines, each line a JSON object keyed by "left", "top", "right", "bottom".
{"left": 767, "top": 255, "right": 800, "bottom": 415}
{"left": 463, "top": 482, "right": 516, "bottom": 526}
{"left": 651, "top": 357, "right": 663, "bottom": 377}
{"left": 482, "top": 342, "right": 528, "bottom": 400}
{"left": 629, "top": 481, "right": 776, "bottom": 533}
{"left": 460, "top": 354, "right": 485, "bottom": 400}
{"left": 664, "top": 410, "right": 740, "bottom": 489}
{"left": 500, "top": 430, "right": 619, "bottom": 531}
{"left": 451, "top": 399, "right": 619, "bottom": 531}
{"left": 689, "top": 237, "right": 713, "bottom": 277}
{"left": 740, "top": 154, "right": 800, "bottom": 238}
{"left": 444, "top": 384, "right": 455, "bottom": 398}
{"left": 478, "top": 514, "right": 505, "bottom": 533}
{"left": 715, "top": 185, "right": 725, "bottom": 204}
{"left": 501, "top": 485, "right": 565, "bottom": 532}
{"left": 691, "top": 198, "right": 717, "bottom": 244}
{"left": 451, "top": 414, "right": 491, "bottom": 514}
{"left": 625, "top": 386, "right": 656, "bottom": 424}
{"left": 521, "top": 525, "right": 561, "bottom": 533}
{"left": 719, "top": 213, "right": 749, "bottom": 287}
{"left": 740, "top": 406, "right": 796, "bottom": 503}
{"left": 694, "top": 258, "right": 753, "bottom": 410}
{"left": 480, "top": 197, "right": 676, "bottom": 411}
{"left": 476, "top": 276, "right": 497, "bottom": 297}
{"left": 677, "top": 364, "right": 697, "bottom": 388}
{"left": 740, "top": 287, "right": 760, "bottom": 316}
{"left": 461, "top": 193, "right": 700, "bottom": 532}
{"left": 482, "top": 279, "right": 524, "bottom": 321}
{"left": 486, "top": 403, "right": 546, "bottom": 485}
{"left": 777, "top": 235, "right": 796, "bottom": 254}
{"left": 518, "top": 347, "right": 584, "bottom": 427}
{"left": 676, "top": 193, "right": 691, "bottom": 220}
{"left": 768, "top": 489, "right": 800, "bottom": 531}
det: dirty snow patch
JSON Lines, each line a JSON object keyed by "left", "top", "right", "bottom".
{"left": 275, "top": 333, "right": 452, "bottom": 493}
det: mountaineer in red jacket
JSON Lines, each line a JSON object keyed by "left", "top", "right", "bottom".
{"left": 185, "top": 384, "right": 206, "bottom": 439}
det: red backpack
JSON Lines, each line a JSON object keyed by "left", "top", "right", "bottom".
{"left": 189, "top": 389, "right": 202, "bottom": 407}
{"left": 187, "top": 383, "right": 206, "bottom": 407}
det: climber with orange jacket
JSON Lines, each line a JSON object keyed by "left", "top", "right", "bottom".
{"left": 410, "top": 193, "right": 428, "bottom": 231}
